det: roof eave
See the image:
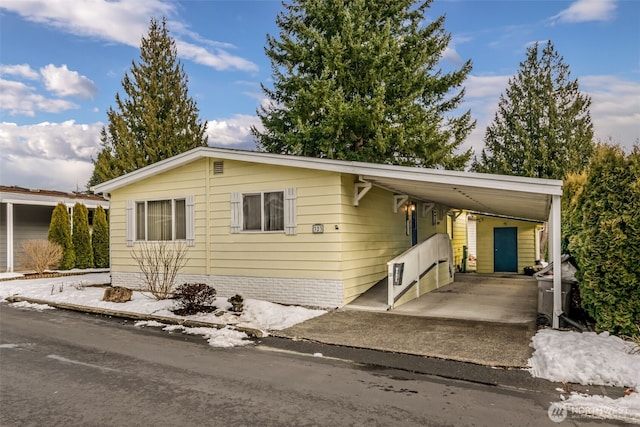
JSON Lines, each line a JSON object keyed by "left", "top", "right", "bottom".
{"left": 91, "top": 146, "right": 563, "bottom": 198}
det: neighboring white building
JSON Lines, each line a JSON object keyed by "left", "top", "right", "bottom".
{"left": 0, "top": 186, "right": 109, "bottom": 272}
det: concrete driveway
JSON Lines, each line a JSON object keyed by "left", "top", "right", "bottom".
{"left": 277, "top": 273, "right": 539, "bottom": 367}
{"left": 392, "top": 273, "right": 537, "bottom": 324}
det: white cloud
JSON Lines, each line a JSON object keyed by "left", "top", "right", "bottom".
{"left": 581, "top": 75, "right": 640, "bottom": 146}
{"left": 40, "top": 64, "right": 98, "bottom": 99}
{"left": 0, "top": 155, "right": 96, "bottom": 192}
{"left": 442, "top": 47, "right": 463, "bottom": 66}
{"left": 0, "top": 0, "right": 258, "bottom": 72}
{"left": 0, "top": 120, "right": 103, "bottom": 191}
{"left": 175, "top": 41, "right": 258, "bottom": 72}
{"left": 0, "top": 78, "right": 78, "bottom": 116}
{"left": 0, "top": 120, "right": 103, "bottom": 161}
{"left": 0, "top": 115, "right": 261, "bottom": 191}
{"left": 550, "top": 0, "right": 617, "bottom": 24}
{"left": 206, "top": 114, "right": 261, "bottom": 149}
{"left": 0, "top": 64, "right": 39, "bottom": 80}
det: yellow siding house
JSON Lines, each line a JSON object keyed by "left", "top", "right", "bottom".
{"left": 92, "top": 147, "right": 562, "bottom": 309}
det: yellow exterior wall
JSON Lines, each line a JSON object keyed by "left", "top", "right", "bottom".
{"left": 107, "top": 156, "right": 454, "bottom": 306}
{"left": 108, "top": 159, "right": 209, "bottom": 274}
{"left": 339, "top": 175, "right": 410, "bottom": 303}
{"left": 475, "top": 215, "right": 539, "bottom": 274}
{"left": 447, "top": 211, "right": 467, "bottom": 271}
{"left": 208, "top": 159, "right": 343, "bottom": 281}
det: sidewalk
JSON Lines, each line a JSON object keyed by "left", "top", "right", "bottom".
{"left": 274, "top": 309, "right": 537, "bottom": 368}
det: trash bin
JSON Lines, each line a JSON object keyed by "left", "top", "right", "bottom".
{"left": 534, "top": 255, "right": 577, "bottom": 325}
{"left": 536, "top": 276, "right": 572, "bottom": 324}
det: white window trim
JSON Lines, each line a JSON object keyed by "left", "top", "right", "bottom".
{"left": 231, "top": 188, "right": 296, "bottom": 235}
{"left": 243, "top": 190, "right": 285, "bottom": 233}
{"left": 127, "top": 196, "right": 194, "bottom": 246}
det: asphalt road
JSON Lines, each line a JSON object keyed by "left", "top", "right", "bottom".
{"left": 0, "top": 305, "right": 616, "bottom": 427}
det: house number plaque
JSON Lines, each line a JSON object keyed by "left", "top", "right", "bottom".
{"left": 312, "top": 224, "right": 324, "bottom": 234}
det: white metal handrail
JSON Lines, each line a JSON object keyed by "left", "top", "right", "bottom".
{"left": 387, "top": 233, "right": 454, "bottom": 308}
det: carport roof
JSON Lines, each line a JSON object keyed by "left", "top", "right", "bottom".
{"left": 92, "top": 147, "right": 562, "bottom": 222}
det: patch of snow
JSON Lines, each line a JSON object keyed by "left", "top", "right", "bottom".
{"left": 134, "top": 320, "right": 166, "bottom": 328}
{"left": 528, "top": 329, "right": 640, "bottom": 388}
{"left": 0, "top": 344, "right": 20, "bottom": 349}
{"left": 8, "top": 301, "right": 55, "bottom": 311}
{"left": 529, "top": 328, "right": 640, "bottom": 423}
{"left": 0, "top": 272, "right": 24, "bottom": 280}
{"left": 133, "top": 321, "right": 248, "bottom": 347}
{"left": 239, "top": 299, "right": 326, "bottom": 330}
{"left": 556, "top": 391, "right": 640, "bottom": 424}
{"left": 181, "top": 326, "right": 252, "bottom": 348}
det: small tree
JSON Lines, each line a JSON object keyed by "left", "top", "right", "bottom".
{"left": 72, "top": 203, "right": 94, "bottom": 269}
{"left": 21, "top": 240, "right": 63, "bottom": 274}
{"left": 48, "top": 203, "right": 74, "bottom": 270}
{"left": 569, "top": 144, "right": 640, "bottom": 336}
{"left": 131, "top": 242, "right": 189, "bottom": 299}
{"left": 92, "top": 206, "right": 109, "bottom": 268}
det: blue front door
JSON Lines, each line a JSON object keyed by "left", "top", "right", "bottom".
{"left": 411, "top": 205, "right": 418, "bottom": 246}
{"left": 494, "top": 227, "right": 518, "bottom": 272}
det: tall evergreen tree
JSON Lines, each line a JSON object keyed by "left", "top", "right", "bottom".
{"left": 92, "top": 206, "right": 109, "bottom": 268}
{"left": 48, "top": 203, "right": 74, "bottom": 270}
{"left": 252, "top": 0, "right": 475, "bottom": 169}
{"left": 569, "top": 144, "right": 640, "bottom": 335}
{"left": 89, "top": 17, "right": 207, "bottom": 187}
{"left": 472, "top": 41, "right": 593, "bottom": 179}
{"left": 72, "top": 203, "right": 94, "bottom": 269}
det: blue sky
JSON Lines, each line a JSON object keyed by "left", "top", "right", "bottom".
{"left": 1, "top": 0, "right": 638, "bottom": 192}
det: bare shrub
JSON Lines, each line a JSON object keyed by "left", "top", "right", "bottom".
{"left": 172, "top": 283, "right": 217, "bottom": 315}
{"left": 131, "top": 242, "right": 189, "bottom": 300}
{"left": 21, "top": 240, "right": 63, "bottom": 274}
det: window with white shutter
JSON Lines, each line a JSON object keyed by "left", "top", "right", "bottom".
{"left": 127, "top": 197, "right": 193, "bottom": 243}
{"left": 232, "top": 188, "right": 296, "bottom": 234}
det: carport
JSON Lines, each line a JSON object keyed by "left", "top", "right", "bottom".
{"left": 350, "top": 166, "right": 564, "bottom": 328}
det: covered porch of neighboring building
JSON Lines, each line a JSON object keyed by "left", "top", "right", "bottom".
{"left": 0, "top": 186, "right": 109, "bottom": 272}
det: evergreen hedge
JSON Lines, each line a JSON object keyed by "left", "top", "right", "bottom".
{"left": 72, "top": 203, "right": 94, "bottom": 269}
{"left": 48, "top": 203, "right": 74, "bottom": 270}
{"left": 92, "top": 205, "right": 109, "bottom": 268}
{"left": 568, "top": 144, "right": 640, "bottom": 336}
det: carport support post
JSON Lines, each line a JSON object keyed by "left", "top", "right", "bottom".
{"left": 551, "top": 194, "right": 562, "bottom": 329}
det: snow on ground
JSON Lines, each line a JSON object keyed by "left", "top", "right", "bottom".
{"left": 529, "top": 329, "right": 640, "bottom": 387}
{"left": 0, "top": 272, "right": 325, "bottom": 348}
{"left": 529, "top": 328, "right": 640, "bottom": 424}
